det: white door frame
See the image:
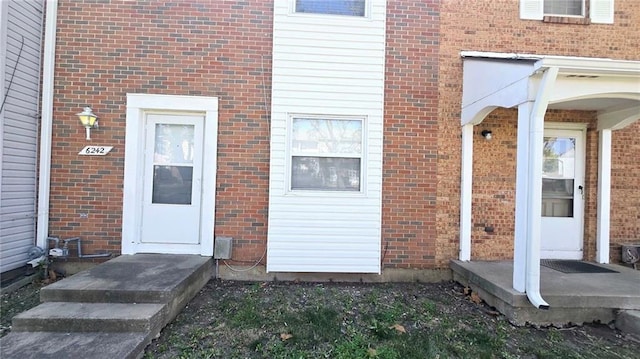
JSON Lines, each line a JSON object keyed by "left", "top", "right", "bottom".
{"left": 122, "top": 94, "right": 218, "bottom": 256}
{"left": 541, "top": 122, "right": 587, "bottom": 259}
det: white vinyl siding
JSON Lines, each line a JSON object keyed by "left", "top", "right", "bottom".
{"left": 0, "top": 0, "right": 44, "bottom": 273}
{"left": 520, "top": 0, "right": 614, "bottom": 23}
{"left": 267, "top": 0, "right": 386, "bottom": 273}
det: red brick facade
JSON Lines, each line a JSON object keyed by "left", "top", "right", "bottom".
{"left": 47, "top": 1, "right": 638, "bottom": 271}
{"left": 436, "top": 0, "right": 640, "bottom": 266}
{"left": 49, "top": 0, "right": 273, "bottom": 260}
{"left": 381, "top": 0, "right": 440, "bottom": 269}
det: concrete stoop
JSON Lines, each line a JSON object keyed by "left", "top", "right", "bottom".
{"left": 450, "top": 260, "right": 640, "bottom": 329}
{"left": 0, "top": 254, "right": 213, "bottom": 359}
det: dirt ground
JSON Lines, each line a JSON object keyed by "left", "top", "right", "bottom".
{"left": 144, "top": 280, "right": 639, "bottom": 358}
{"left": 2, "top": 279, "right": 639, "bottom": 358}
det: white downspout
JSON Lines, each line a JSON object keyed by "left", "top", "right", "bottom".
{"left": 36, "top": 0, "right": 58, "bottom": 251}
{"left": 525, "top": 66, "right": 559, "bottom": 309}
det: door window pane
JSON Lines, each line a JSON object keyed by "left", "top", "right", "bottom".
{"left": 292, "top": 157, "right": 360, "bottom": 191}
{"left": 154, "top": 124, "right": 195, "bottom": 164}
{"left": 542, "top": 136, "right": 576, "bottom": 217}
{"left": 152, "top": 123, "right": 195, "bottom": 204}
{"left": 152, "top": 165, "right": 193, "bottom": 205}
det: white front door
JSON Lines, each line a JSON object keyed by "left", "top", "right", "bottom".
{"left": 122, "top": 94, "right": 218, "bottom": 256}
{"left": 540, "top": 127, "right": 586, "bottom": 259}
{"left": 139, "top": 114, "right": 204, "bottom": 252}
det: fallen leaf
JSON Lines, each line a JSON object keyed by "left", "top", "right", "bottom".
{"left": 486, "top": 310, "right": 500, "bottom": 316}
{"left": 280, "top": 333, "right": 293, "bottom": 341}
{"left": 463, "top": 286, "right": 472, "bottom": 296}
{"left": 470, "top": 291, "right": 482, "bottom": 304}
{"left": 367, "top": 348, "right": 377, "bottom": 357}
{"left": 389, "top": 323, "right": 406, "bottom": 333}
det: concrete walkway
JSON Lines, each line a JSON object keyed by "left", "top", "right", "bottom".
{"left": 0, "top": 254, "right": 212, "bottom": 359}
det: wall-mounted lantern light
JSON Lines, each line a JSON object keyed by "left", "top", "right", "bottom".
{"left": 481, "top": 130, "right": 492, "bottom": 141}
{"left": 76, "top": 106, "right": 98, "bottom": 140}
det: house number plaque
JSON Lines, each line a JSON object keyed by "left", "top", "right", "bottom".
{"left": 78, "top": 146, "right": 113, "bottom": 156}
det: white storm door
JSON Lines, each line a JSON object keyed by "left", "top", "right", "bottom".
{"left": 540, "top": 128, "right": 585, "bottom": 259}
{"left": 140, "top": 114, "right": 204, "bottom": 253}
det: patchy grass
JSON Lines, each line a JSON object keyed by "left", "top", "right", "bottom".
{"left": 144, "top": 280, "right": 640, "bottom": 359}
{"left": 1, "top": 282, "right": 42, "bottom": 338}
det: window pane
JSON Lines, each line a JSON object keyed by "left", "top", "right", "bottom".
{"left": 152, "top": 165, "right": 193, "bottom": 204}
{"left": 154, "top": 124, "right": 195, "bottom": 164}
{"left": 544, "top": 0, "right": 584, "bottom": 16}
{"left": 292, "top": 118, "right": 362, "bottom": 154}
{"left": 542, "top": 136, "right": 576, "bottom": 217}
{"left": 291, "top": 157, "right": 360, "bottom": 191}
{"left": 295, "top": 0, "right": 365, "bottom": 16}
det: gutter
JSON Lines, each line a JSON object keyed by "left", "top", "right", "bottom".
{"left": 524, "top": 66, "right": 559, "bottom": 310}
{"left": 36, "top": 0, "right": 58, "bottom": 251}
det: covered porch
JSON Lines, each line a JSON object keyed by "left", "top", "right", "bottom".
{"left": 457, "top": 52, "right": 640, "bottom": 315}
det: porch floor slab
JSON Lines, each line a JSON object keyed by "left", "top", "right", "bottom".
{"left": 0, "top": 254, "right": 213, "bottom": 359}
{"left": 451, "top": 260, "right": 640, "bottom": 326}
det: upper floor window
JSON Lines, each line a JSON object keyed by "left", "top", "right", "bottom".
{"left": 295, "top": 0, "right": 366, "bottom": 17}
{"left": 520, "top": 0, "right": 614, "bottom": 24}
{"left": 544, "top": 0, "right": 584, "bottom": 17}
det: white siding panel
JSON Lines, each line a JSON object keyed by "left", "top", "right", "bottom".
{"left": 267, "top": 0, "right": 386, "bottom": 273}
{"left": 1, "top": 0, "right": 43, "bottom": 273}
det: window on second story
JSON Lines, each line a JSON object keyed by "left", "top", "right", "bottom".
{"left": 295, "top": 0, "right": 366, "bottom": 17}
{"left": 520, "top": 0, "right": 614, "bottom": 24}
{"left": 544, "top": 0, "right": 584, "bottom": 17}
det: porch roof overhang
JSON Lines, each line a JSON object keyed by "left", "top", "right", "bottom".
{"left": 460, "top": 51, "right": 640, "bottom": 130}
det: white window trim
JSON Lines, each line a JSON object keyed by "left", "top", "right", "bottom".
{"left": 286, "top": 114, "right": 367, "bottom": 196}
{"left": 289, "top": 0, "right": 371, "bottom": 19}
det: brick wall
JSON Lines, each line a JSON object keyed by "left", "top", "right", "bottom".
{"left": 48, "top": 0, "right": 638, "bottom": 269}
{"left": 49, "top": 0, "right": 273, "bottom": 261}
{"left": 382, "top": 0, "right": 440, "bottom": 269}
{"left": 437, "top": 0, "right": 640, "bottom": 265}
{"left": 610, "top": 121, "right": 640, "bottom": 260}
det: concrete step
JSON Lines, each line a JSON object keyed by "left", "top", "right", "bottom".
{"left": 0, "top": 331, "right": 148, "bottom": 359}
{"left": 40, "top": 253, "right": 212, "bottom": 304}
{"left": 12, "top": 302, "right": 164, "bottom": 333}
{"left": 616, "top": 310, "right": 640, "bottom": 338}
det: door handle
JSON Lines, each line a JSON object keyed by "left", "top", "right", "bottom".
{"left": 578, "top": 185, "right": 584, "bottom": 199}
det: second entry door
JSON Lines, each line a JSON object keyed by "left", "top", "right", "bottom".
{"left": 540, "top": 128, "right": 585, "bottom": 260}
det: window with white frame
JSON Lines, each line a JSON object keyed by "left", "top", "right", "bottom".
{"left": 290, "top": 117, "right": 363, "bottom": 192}
{"left": 520, "top": 0, "right": 614, "bottom": 23}
{"left": 294, "top": 0, "right": 366, "bottom": 16}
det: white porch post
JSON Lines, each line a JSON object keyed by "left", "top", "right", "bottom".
{"left": 459, "top": 123, "right": 474, "bottom": 261}
{"left": 596, "top": 129, "right": 612, "bottom": 263}
{"left": 523, "top": 67, "right": 558, "bottom": 309}
{"left": 513, "top": 102, "right": 532, "bottom": 293}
